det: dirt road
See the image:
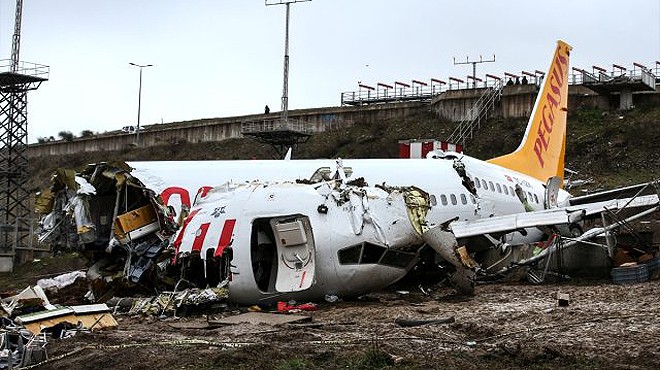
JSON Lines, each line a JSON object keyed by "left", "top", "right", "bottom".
{"left": 31, "top": 280, "right": 659, "bottom": 369}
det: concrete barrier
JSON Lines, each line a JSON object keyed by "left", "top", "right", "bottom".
{"left": 28, "top": 102, "right": 427, "bottom": 157}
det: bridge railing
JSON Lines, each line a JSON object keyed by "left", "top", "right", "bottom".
{"left": 342, "top": 63, "right": 659, "bottom": 106}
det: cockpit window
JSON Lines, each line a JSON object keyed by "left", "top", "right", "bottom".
{"left": 338, "top": 242, "right": 413, "bottom": 269}
{"left": 361, "top": 243, "right": 385, "bottom": 263}
{"left": 338, "top": 244, "right": 361, "bottom": 264}
{"left": 380, "top": 250, "right": 417, "bottom": 268}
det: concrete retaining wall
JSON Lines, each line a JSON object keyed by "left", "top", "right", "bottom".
{"left": 28, "top": 102, "right": 427, "bottom": 158}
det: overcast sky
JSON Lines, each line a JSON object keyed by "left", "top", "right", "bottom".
{"left": 1, "top": 0, "right": 659, "bottom": 143}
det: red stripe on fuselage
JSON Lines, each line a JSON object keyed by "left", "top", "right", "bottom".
{"left": 214, "top": 219, "right": 236, "bottom": 257}
{"left": 172, "top": 208, "right": 200, "bottom": 263}
{"left": 192, "top": 222, "right": 210, "bottom": 252}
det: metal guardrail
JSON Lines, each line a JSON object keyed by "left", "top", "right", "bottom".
{"left": 572, "top": 67, "right": 656, "bottom": 88}
{"left": 241, "top": 118, "right": 311, "bottom": 134}
{"left": 0, "top": 59, "right": 50, "bottom": 79}
{"left": 341, "top": 77, "right": 537, "bottom": 106}
{"left": 342, "top": 64, "right": 660, "bottom": 106}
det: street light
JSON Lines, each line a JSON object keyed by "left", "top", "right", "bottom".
{"left": 129, "top": 62, "right": 153, "bottom": 145}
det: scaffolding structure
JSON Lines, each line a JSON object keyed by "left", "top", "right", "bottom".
{"left": 241, "top": 118, "right": 311, "bottom": 158}
{"left": 0, "top": 60, "right": 48, "bottom": 270}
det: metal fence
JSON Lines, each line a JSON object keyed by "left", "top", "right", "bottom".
{"left": 341, "top": 63, "right": 660, "bottom": 106}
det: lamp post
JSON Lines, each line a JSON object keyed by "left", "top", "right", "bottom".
{"left": 129, "top": 62, "right": 153, "bottom": 145}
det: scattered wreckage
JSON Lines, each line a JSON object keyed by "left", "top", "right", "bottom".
{"left": 36, "top": 163, "right": 180, "bottom": 301}
{"left": 1, "top": 283, "right": 117, "bottom": 368}
{"left": 33, "top": 161, "right": 660, "bottom": 308}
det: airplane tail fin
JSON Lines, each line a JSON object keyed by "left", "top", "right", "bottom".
{"left": 487, "top": 41, "right": 572, "bottom": 185}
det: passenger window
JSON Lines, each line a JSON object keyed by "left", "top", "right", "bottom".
{"left": 450, "top": 194, "right": 457, "bottom": 205}
{"left": 528, "top": 192, "right": 533, "bottom": 201}
{"left": 470, "top": 195, "right": 477, "bottom": 204}
{"left": 475, "top": 177, "right": 481, "bottom": 188}
{"left": 534, "top": 194, "right": 539, "bottom": 204}
{"left": 496, "top": 183, "right": 502, "bottom": 193}
{"left": 503, "top": 186, "right": 509, "bottom": 195}
{"left": 440, "top": 194, "right": 448, "bottom": 206}
{"left": 481, "top": 179, "right": 487, "bottom": 189}
{"left": 460, "top": 194, "right": 467, "bottom": 204}
{"left": 489, "top": 181, "right": 495, "bottom": 191}
{"left": 509, "top": 186, "right": 515, "bottom": 196}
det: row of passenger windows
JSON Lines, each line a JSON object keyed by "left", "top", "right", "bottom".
{"left": 433, "top": 178, "right": 541, "bottom": 208}
{"left": 473, "top": 176, "right": 541, "bottom": 204}
{"left": 439, "top": 193, "right": 476, "bottom": 206}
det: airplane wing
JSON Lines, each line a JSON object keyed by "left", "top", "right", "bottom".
{"left": 567, "top": 181, "right": 658, "bottom": 206}
{"left": 450, "top": 193, "right": 659, "bottom": 239}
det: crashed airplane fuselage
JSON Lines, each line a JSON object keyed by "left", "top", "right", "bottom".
{"left": 152, "top": 153, "right": 562, "bottom": 303}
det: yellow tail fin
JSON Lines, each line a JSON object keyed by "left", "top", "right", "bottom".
{"left": 487, "top": 41, "right": 572, "bottom": 185}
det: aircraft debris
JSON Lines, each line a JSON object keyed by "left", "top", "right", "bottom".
{"left": 36, "top": 270, "right": 86, "bottom": 292}
{"left": 422, "top": 226, "right": 476, "bottom": 295}
{"left": 35, "top": 162, "right": 179, "bottom": 301}
{"left": 0, "top": 286, "right": 119, "bottom": 369}
{"left": 16, "top": 303, "right": 118, "bottom": 335}
{"left": 108, "top": 287, "right": 230, "bottom": 317}
{"left": 0, "top": 286, "right": 55, "bottom": 317}
{"left": 0, "top": 326, "right": 47, "bottom": 369}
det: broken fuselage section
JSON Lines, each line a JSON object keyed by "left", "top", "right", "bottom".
{"left": 36, "top": 163, "right": 179, "bottom": 300}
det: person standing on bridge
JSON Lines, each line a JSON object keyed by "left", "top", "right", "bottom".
{"left": 264, "top": 105, "right": 270, "bottom": 114}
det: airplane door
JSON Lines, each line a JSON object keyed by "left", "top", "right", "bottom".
{"left": 270, "top": 216, "right": 316, "bottom": 292}
{"left": 544, "top": 176, "right": 562, "bottom": 209}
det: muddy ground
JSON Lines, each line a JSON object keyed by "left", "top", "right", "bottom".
{"left": 27, "top": 280, "right": 659, "bottom": 370}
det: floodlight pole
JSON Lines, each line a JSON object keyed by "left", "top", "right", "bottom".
{"left": 266, "top": 0, "right": 311, "bottom": 124}
{"left": 129, "top": 62, "right": 153, "bottom": 145}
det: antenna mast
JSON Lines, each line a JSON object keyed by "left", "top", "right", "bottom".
{"left": 453, "top": 54, "right": 496, "bottom": 88}
{"left": 11, "top": 0, "right": 24, "bottom": 72}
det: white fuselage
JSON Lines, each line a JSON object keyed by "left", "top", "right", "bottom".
{"left": 130, "top": 156, "right": 570, "bottom": 304}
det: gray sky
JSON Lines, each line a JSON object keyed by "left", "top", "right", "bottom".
{"left": 1, "top": 0, "right": 659, "bottom": 143}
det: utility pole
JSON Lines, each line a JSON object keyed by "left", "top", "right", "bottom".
{"left": 453, "top": 54, "right": 496, "bottom": 88}
{"left": 265, "top": 0, "right": 311, "bottom": 124}
{"left": 128, "top": 63, "right": 153, "bottom": 145}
